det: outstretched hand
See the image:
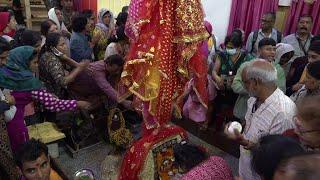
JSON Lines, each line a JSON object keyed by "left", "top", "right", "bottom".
{"left": 77, "top": 101, "right": 92, "bottom": 110}
{"left": 224, "top": 123, "right": 254, "bottom": 149}
{"left": 78, "top": 61, "right": 90, "bottom": 70}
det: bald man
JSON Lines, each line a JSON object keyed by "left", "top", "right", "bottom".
{"left": 226, "top": 60, "right": 296, "bottom": 180}
{"left": 274, "top": 154, "right": 320, "bottom": 180}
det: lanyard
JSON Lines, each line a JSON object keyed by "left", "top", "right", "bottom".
{"left": 296, "top": 35, "right": 309, "bottom": 56}
{"left": 227, "top": 52, "right": 241, "bottom": 74}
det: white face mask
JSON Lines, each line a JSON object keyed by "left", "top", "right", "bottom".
{"left": 226, "top": 48, "right": 237, "bottom": 56}
{"left": 248, "top": 91, "right": 257, "bottom": 97}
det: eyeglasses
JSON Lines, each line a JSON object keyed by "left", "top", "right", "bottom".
{"left": 294, "top": 116, "right": 320, "bottom": 135}
{"left": 261, "top": 19, "right": 273, "bottom": 23}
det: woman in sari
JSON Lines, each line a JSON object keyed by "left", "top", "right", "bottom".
{"left": 0, "top": 46, "right": 90, "bottom": 153}
{"left": 93, "top": 8, "right": 114, "bottom": 60}
{"left": 213, "top": 34, "right": 253, "bottom": 93}
{"left": 48, "top": 7, "right": 71, "bottom": 54}
{"left": 48, "top": 7, "right": 70, "bottom": 38}
{"left": 213, "top": 34, "right": 253, "bottom": 124}
{"left": 39, "top": 32, "right": 88, "bottom": 99}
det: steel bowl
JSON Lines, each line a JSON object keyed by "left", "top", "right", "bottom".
{"left": 74, "top": 169, "right": 94, "bottom": 180}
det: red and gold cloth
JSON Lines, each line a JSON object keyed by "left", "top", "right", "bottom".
{"left": 119, "top": 125, "right": 187, "bottom": 180}
{"left": 121, "top": 0, "right": 209, "bottom": 131}
{"left": 119, "top": 0, "right": 209, "bottom": 179}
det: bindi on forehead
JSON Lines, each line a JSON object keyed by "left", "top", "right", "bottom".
{"left": 23, "top": 161, "right": 41, "bottom": 169}
{"left": 23, "top": 153, "right": 49, "bottom": 167}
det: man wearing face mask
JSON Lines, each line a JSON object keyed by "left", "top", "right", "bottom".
{"left": 246, "top": 12, "right": 282, "bottom": 57}
{"left": 213, "top": 33, "right": 253, "bottom": 105}
{"left": 282, "top": 15, "right": 314, "bottom": 59}
{"left": 225, "top": 60, "right": 296, "bottom": 180}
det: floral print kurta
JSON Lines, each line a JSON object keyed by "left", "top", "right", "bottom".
{"left": 93, "top": 26, "right": 109, "bottom": 60}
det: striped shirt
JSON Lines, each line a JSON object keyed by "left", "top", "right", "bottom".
{"left": 239, "top": 88, "right": 296, "bottom": 180}
{"left": 290, "top": 85, "right": 320, "bottom": 104}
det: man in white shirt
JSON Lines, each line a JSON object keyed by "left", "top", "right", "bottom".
{"left": 225, "top": 60, "right": 296, "bottom": 180}
{"left": 282, "top": 15, "right": 313, "bottom": 59}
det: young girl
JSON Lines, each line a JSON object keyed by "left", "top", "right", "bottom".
{"left": 178, "top": 71, "right": 216, "bottom": 129}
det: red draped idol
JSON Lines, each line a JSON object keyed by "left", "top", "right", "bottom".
{"left": 122, "top": 0, "right": 208, "bottom": 132}
{"left": 119, "top": 125, "right": 188, "bottom": 180}
{"left": 119, "top": 0, "right": 209, "bottom": 178}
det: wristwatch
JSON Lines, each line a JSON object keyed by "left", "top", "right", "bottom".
{"left": 1, "top": 99, "right": 9, "bottom": 104}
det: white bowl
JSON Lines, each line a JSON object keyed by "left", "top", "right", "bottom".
{"left": 228, "top": 121, "right": 242, "bottom": 134}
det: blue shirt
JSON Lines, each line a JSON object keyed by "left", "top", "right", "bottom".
{"left": 70, "top": 32, "right": 93, "bottom": 62}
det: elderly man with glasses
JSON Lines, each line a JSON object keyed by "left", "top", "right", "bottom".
{"left": 246, "top": 12, "right": 283, "bottom": 57}
{"left": 225, "top": 59, "right": 296, "bottom": 180}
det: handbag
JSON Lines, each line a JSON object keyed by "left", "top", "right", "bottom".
{"left": 107, "top": 108, "right": 133, "bottom": 149}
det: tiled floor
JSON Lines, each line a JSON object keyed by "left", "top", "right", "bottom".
{"left": 55, "top": 142, "right": 112, "bottom": 179}
{"left": 54, "top": 130, "right": 239, "bottom": 179}
{"left": 188, "top": 132, "right": 239, "bottom": 176}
